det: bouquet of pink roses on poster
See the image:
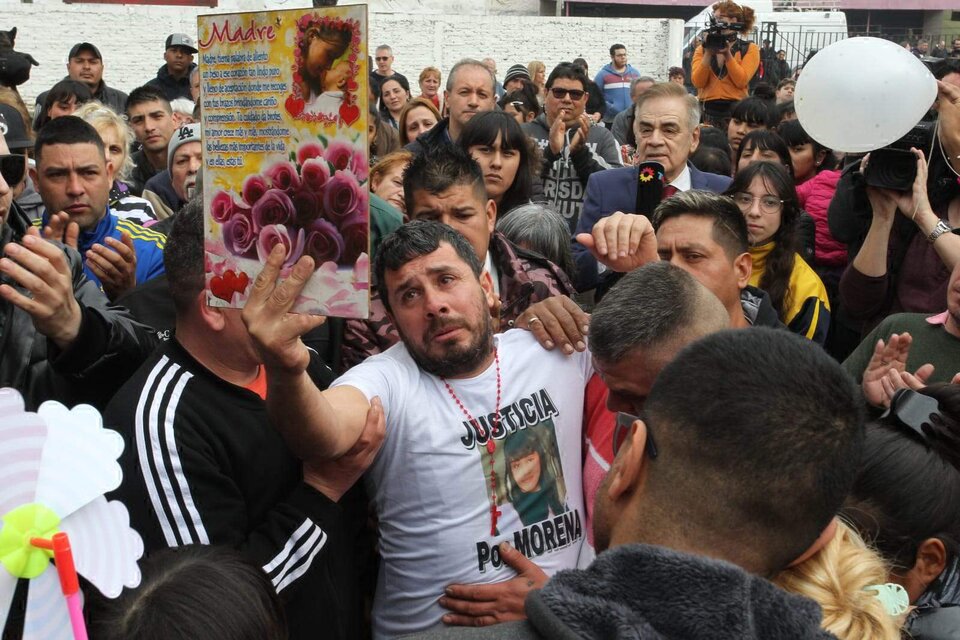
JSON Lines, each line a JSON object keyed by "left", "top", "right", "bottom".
{"left": 197, "top": 6, "right": 369, "bottom": 318}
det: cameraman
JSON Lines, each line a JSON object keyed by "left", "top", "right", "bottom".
{"left": 829, "top": 61, "right": 960, "bottom": 356}
{"left": 691, "top": 1, "right": 760, "bottom": 126}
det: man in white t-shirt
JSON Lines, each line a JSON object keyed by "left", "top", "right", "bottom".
{"left": 243, "top": 221, "right": 592, "bottom": 638}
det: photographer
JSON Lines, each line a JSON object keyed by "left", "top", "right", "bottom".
{"left": 831, "top": 68, "right": 960, "bottom": 347}
{"left": 691, "top": 1, "right": 760, "bottom": 126}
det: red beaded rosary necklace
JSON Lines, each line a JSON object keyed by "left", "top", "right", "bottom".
{"left": 441, "top": 348, "right": 502, "bottom": 536}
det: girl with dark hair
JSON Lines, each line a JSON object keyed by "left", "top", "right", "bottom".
{"left": 502, "top": 428, "right": 566, "bottom": 527}
{"left": 498, "top": 83, "right": 540, "bottom": 125}
{"left": 458, "top": 110, "right": 540, "bottom": 216}
{"left": 735, "top": 129, "right": 817, "bottom": 265}
{"left": 726, "top": 161, "right": 830, "bottom": 343}
{"left": 726, "top": 96, "right": 776, "bottom": 158}
{"left": 843, "top": 384, "right": 960, "bottom": 639}
{"left": 379, "top": 75, "right": 411, "bottom": 130}
{"left": 35, "top": 79, "right": 92, "bottom": 130}
{"left": 368, "top": 104, "right": 400, "bottom": 167}
{"left": 780, "top": 119, "right": 847, "bottom": 294}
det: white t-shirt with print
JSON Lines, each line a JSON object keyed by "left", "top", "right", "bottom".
{"left": 334, "top": 329, "right": 592, "bottom": 639}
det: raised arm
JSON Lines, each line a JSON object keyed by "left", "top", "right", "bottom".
{"left": 242, "top": 245, "right": 372, "bottom": 460}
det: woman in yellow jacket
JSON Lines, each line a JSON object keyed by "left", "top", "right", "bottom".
{"left": 726, "top": 161, "right": 831, "bottom": 345}
{"left": 691, "top": 0, "right": 760, "bottom": 125}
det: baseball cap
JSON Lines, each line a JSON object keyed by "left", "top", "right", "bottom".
{"left": 68, "top": 42, "right": 102, "bottom": 61}
{"left": 503, "top": 64, "right": 531, "bottom": 85}
{"left": 0, "top": 103, "right": 33, "bottom": 150}
{"left": 165, "top": 33, "right": 198, "bottom": 54}
{"left": 168, "top": 123, "right": 201, "bottom": 172}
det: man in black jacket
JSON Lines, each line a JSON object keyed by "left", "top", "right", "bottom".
{"left": 104, "top": 200, "right": 381, "bottom": 639}
{"left": 0, "top": 134, "right": 156, "bottom": 409}
{"left": 145, "top": 33, "right": 198, "bottom": 102}
{"left": 32, "top": 42, "right": 127, "bottom": 128}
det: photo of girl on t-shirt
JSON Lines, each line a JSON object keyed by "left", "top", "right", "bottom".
{"left": 503, "top": 425, "right": 567, "bottom": 527}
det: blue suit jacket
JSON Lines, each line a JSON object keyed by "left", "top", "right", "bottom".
{"left": 572, "top": 163, "right": 732, "bottom": 291}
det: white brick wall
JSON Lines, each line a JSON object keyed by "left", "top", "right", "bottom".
{"left": 8, "top": 0, "right": 681, "bottom": 109}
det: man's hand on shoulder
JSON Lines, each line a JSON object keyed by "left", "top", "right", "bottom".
{"left": 0, "top": 232, "right": 82, "bottom": 350}
{"left": 575, "top": 211, "right": 658, "bottom": 273}
{"left": 516, "top": 296, "right": 589, "bottom": 355}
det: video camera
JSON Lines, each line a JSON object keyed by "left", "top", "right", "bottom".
{"left": 702, "top": 15, "right": 744, "bottom": 52}
{"left": 864, "top": 120, "right": 935, "bottom": 192}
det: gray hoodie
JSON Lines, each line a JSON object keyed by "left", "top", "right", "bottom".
{"left": 411, "top": 544, "right": 834, "bottom": 640}
{"left": 522, "top": 115, "right": 621, "bottom": 234}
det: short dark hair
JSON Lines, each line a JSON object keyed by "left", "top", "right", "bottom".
{"left": 126, "top": 85, "right": 172, "bottom": 114}
{"left": 610, "top": 44, "right": 626, "bottom": 56}
{"left": 402, "top": 144, "right": 487, "bottom": 216}
{"left": 652, "top": 189, "right": 749, "bottom": 259}
{"left": 689, "top": 145, "right": 732, "bottom": 177}
{"left": 589, "top": 261, "right": 727, "bottom": 363}
{"left": 36, "top": 79, "right": 93, "bottom": 131}
{"left": 644, "top": 327, "right": 864, "bottom": 575}
{"left": 730, "top": 96, "right": 777, "bottom": 129}
{"left": 751, "top": 81, "right": 776, "bottom": 101}
{"left": 775, "top": 99, "right": 796, "bottom": 124}
{"left": 734, "top": 128, "right": 794, "bottom": 178}
{"left": 374, "top": 220, "right": 483, "bottom": 314}
{"left": 844, "top": 384, "right": 960, "bottom": 574}
{"left": 697, "top": 125, "right": 730, "bottom": 153}
{"left": 90, "top": 545, "right": 286, "bottom": 640}
{"left": 777, "top": 119, "right": 837, "bottom": 172}
{"left": 458, "top": 111, "right": 537, "bottom": 213}
{"left": 933, "top": 57, "right": 960, "bottom": 80}
{"left": 34, "top": 115, "right": 104, "bottom": 164}
{"left": 545, "top": 63, "right": 588, "bottom": 91}
{"left": 163, "top": 195, "right": 205, "bottom": 314}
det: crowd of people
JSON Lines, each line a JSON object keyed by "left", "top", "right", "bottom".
{"left": 2, "top": 0, "right": 960, "bottom": 638}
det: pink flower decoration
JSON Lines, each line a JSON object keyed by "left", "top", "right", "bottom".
{"left": 323, "top": 170, "right": 363, "bottom": 225}
{"left": 350, "top": 150, "right": 368, "bottom": 182}
{"left": 292, "top": 187, "right": 323, "bottom": 227}
{"left": 211, "top": 190, "right": 240, "bottom": 223}
{"left": 256, "top": 224, "right": 306, "bottom": 269}
{"left": 340, "top": 215, "right": 368, "bottom": 265}
{"left": 324, "top": 139, "right": 354, "bottom": 173}
{"left": 304, "top": 218, "right": 345, "bottom": 265}
{"left": 223, "top": 209, "right": 258, "bottom": 258}
{"left": 301, "top": 158, "right": 331, "bottom": 193}
{"left": 252, "top": 188, "right": 295, "bottom": 230}
{"left": 264, "top": 161, "right": 302, "bottom": 193}
{"left": 297, "top": 140, "right": 325, "bottom": 166}
{"left": 242, "top": 174, "right": 272, "bottom": 206}
{"left": 353, "top": 252, "right": 370, "bottom": 290}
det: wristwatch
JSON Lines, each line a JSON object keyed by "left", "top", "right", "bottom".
{"left": 928, "top": 220, "right": 953, "bottom": 244}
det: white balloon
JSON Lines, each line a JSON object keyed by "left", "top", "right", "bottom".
{"left": 794, "top": 37, "right": 937, "bottom": 153}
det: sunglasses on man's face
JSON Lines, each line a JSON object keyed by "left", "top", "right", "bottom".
{"left": 375, "top": 56, "right": 390, "bottom": 62}
{"left": 549, "top": 87, "right": 585, "bottom": 101}
{"left": 0, "top": 154, "right": 26, "bottom": 187}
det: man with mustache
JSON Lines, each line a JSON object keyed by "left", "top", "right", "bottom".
{"left": 340, "top": 145, "right": 574, "bottom": 369}
{"left": 244, "top": 217, "right": 593, "bottom": 638}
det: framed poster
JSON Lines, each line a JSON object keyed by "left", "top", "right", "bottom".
{"left": 198, "top": 6, "right": 369, "bottom": 318}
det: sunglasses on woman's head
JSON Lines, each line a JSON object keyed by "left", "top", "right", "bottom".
{"left": 0, "top": 154, "right": 26, "bottom": 187}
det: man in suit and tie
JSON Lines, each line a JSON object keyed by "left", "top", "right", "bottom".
{"left": 573, "top": 82, "right": 731, "bottom": 291}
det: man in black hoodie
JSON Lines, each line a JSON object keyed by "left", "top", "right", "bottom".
{"left": 146, "top": 33, "right": 198, "bottom": 102}
{"left": 418, "top": 327, "right": 863, "bottom": 639}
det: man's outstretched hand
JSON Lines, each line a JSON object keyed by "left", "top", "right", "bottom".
{"left": 241, "top": 246, "right": 326, "bottom": 375}
{"left": 576, "top": 212, "right": 658, "bottom": 274}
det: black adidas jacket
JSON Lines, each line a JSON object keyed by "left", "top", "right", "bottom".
{"left": 104, "top": 339, "right": 361, "bottom": 639}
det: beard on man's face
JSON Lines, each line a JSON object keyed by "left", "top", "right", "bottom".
{"left": 400, "top": 298, "right": 494, "bottom": 378}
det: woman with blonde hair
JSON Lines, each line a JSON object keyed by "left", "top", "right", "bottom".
{"left": 75, "top": 101, "right": 157, "bottom": 225}
{"left": 418, "top": 66, "right": 441, "bottom": 111}
{"left": 527, "top": 60, "right": 546, "bottom": 104}
{"left": 398, "top": 97, "right": 440, "bottom": 146}
{"left": 775, "top": 520, "right": 903, "bottom": 640}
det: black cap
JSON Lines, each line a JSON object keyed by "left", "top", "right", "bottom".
{"left": 0, "top": 103, "right": 32, "bottom": 150}
{"left": 68, "top": 42, "right": 102, "bottom": 61}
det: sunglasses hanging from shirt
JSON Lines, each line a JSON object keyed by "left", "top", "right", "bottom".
{"left": 0, "top": 154, "right": 26, "bottom": 187}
